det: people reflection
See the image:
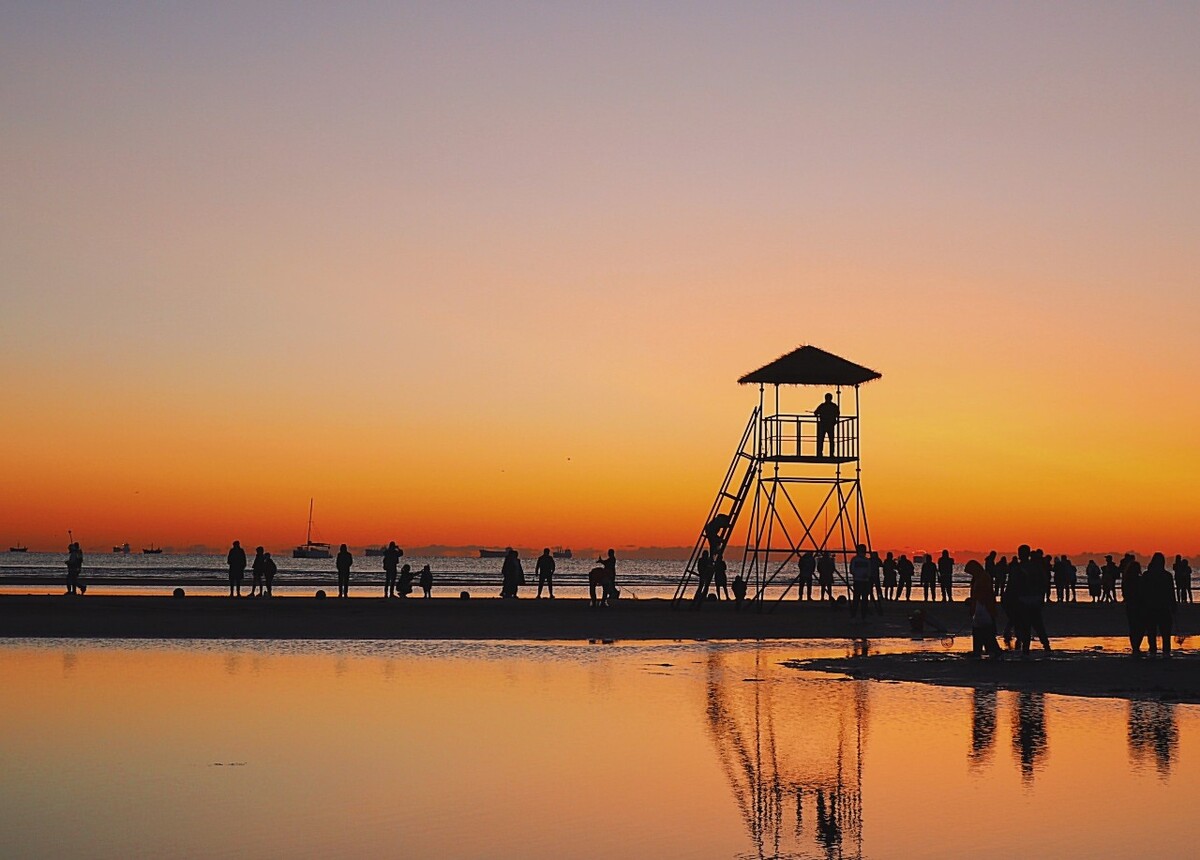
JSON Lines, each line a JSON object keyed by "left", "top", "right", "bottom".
{"left": 969, "top": 688, "right": 997, "bottom": 766}
{"left": 1012, "top": 690, "right": 1048, "bottom": 782}
{"left": 1128, "top": 699, "right": 1179, "bottom": 777}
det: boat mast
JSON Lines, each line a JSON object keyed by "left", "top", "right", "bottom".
{"left": 306, "top": 498, "right": 314, "bottom": 545}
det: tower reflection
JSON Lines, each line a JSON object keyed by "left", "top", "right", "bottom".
{"left": 1128, "top": 700, "right": 1178, "bottom": 777}
{"left": 704, "top": 650, "right": 866, "bottom": 860}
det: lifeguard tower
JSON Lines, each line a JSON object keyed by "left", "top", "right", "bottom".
{"left": 673, "top": 345, "right": 882, "bottom": 605}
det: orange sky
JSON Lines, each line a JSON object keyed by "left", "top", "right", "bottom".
{"left": 2, "top": 4, "right": 1198, "bottom": 555}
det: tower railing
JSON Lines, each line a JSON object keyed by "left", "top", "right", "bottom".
{"left": 761, "top": 414, "right": 858, "bottom": 462}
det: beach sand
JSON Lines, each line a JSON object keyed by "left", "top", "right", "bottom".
{"left": 0, "top": 593, "right": 1193, "bottom": 642}
{"left": 788, "top": 650, "right": 1200, "bottom": 704}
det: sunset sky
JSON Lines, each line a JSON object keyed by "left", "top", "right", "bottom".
{"left": 3, "top": 3, "right": 1198, "bottom": 554}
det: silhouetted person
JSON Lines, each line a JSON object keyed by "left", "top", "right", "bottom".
{"left": 419, "top": 564, "right": 432, "bottom": 598}
{"left": 1018, "top": 545, "right": 1051, "bottom": 653}
{"left": 227, "top": 540, "right": 246, "bottom": 598}
{"left": 937, "top": 550, "right": 954, "bottom": 602}
{"left": 817, "top": 552, "right": 836, "bottom": 601}
{"left": 713, "top": 554, "right": 729, "bottom": 600}
{"left": 882, "top": 551, "right": 897, "bottom": 601}
{"left": 336, "top": 544, "right": 353, "bottom": 597}
{"left": 599, "top": 549, "right": 618, "bottom": 603}
{"left": 1122, "top": 556, "right": 1144, "bottom": 655}
{"left": 849, "top": 544, "right": 872, "bottom": 618}
{"left": 967, "top": 560, "right": 1001, "bottom": 658}
{"left": 704, "top": 513, "right": 730, "bottom": 557}
{"left": 1173, "top": 555, "right": 1192, "bottom": 604}
{"left": 797, "top": 551, "right": 815, "bottom": 600}
{"left": 1142, "top": 552, "right": 1175, "bottom": 657}
{"left": 500, "top": 548, "right": 523, "bottom": 598}
{"left": 897, "top": 553, "right": 914, "bottom": 600}
{"left": 994, "top": 555, "right": 1009, "bottom": 598}
{"left": 693, "top": 550, "right": 714, "bottom": 608}
{"left": 1053, "top": 555, "right": 1070, "bottom": 602}
{"left": 813, "top": 393, "right": 839, "bottom": 457}
{"left": 261, "top": 552, "right": 276, "bottom": 595}
{"left": 1101, "top": 555, "right": 1119, "bottom": 603}
{"left": 249, "top": 546, "right": 265, "bottom": 597}
{"left": 1086, "top": 559, "right": 1102, "bottom": 602}
{"left": 382, "top": 541, "right": 402, "bottom": 597}
{"left": 869, "top": 551, "right": 884, "bottom": 611}
{"left": 64, "top": 542, "right": 85, "bottom": 595}
{"left": 591, "top": 563, "right": 609, "bottom": 608}
{"left": 535, "top": 548, "right": 555, "bottom": 599}
{"left": 398, "top": 563, "right": 414, "bottom": 597}
{"left": 920, "top": 554, "right": 937, "bottom": 601}
{"left": 731, "top": 573, "right": 747, "bottom": 610}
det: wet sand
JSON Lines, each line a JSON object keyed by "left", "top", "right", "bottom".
{"left": 788, "top": 651, "right": 1200, "bottom": 704}
{"left": 0, "top": 594, "right": 1193, "bottom": 642}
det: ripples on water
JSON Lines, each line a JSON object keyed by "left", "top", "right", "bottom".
{"left": 0, "top": 638, "right": 1196, "bottom": 859}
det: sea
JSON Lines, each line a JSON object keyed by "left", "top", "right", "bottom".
{"left": 1, "top": 637, "right": 1197, "bottom": 858}
{"left": 0, "top": 551, "right": 986, "bottom": 600}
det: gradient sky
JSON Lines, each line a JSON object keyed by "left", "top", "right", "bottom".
{"left": 3, "top": 2, "right": 1198, "bottom": 553}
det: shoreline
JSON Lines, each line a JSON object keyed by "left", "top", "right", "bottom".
{"left": 788, "top": 651, "right": 1200, "bottom": 704}
{"left": 0, "top": 594, "right": 1192, "bottom": 642}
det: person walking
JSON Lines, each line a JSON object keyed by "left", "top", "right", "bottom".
{"left": 382, "top": 541, "right": 402, "bottom": 598}
{"left": 65, "top": 542, "right": 86, "bottom": 595}
{"left": 849, "top": 545, "right": 872, "bottom": 619}
{"left": 1101, "top": 555, "right": 1120, "bottom": 603}
{"left": 227, "top": 540, "right": 247, "bottom": 598}
{"left": 419, "top": 564, "right": 433, "bottom": 598}
{"left": 535, "top": 548, "right": 555, "bottom": 599}
{"left": 937, "top": 550, "right": 954, "bottom": 602}
{"left": 335, "top": 543, "right": 353, "bottom": 598}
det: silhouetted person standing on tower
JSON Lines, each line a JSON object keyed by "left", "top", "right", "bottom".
{"left": 336, "top": 543, "right": 353, "bottom": 598}
{"left": 227, "top": 540, "right": 246, "bottom": 598}
{"left": 535, "top": 548, "right": 555, "bottom": 599}
{"left": 814, "top": 393, "right": 839, "bottom": 458}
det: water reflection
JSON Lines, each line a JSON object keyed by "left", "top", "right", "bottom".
{"left": 1128, "top": 700, "right": 1178, "bottom": 777}
{"left": 1012, "top": 691, "right": 1048, "bottom": 783}
{"left": 705, "top": 651, "right": 865, "bottom": 860}
{"left": 969, "top": 688, "right": 997, "bottom": 768}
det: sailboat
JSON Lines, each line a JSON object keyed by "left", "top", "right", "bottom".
{"left": 142, "top": 543, "right": 162, "bottom": 554}
{"left": 292, "top": 499, "right": 332, "bottom": 559}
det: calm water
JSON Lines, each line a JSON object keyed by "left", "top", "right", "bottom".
{"left": 1, "top": 552, "right": 988, "bottom": 600}
{"left": 1, "top": 638, "right": 1197, "bottom": 859}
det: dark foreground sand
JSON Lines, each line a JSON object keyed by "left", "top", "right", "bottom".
{"left": 788, "top": 651, "right": 1200, "bottom": 704}
{"left": 1, "top": 594, "right": 1196, "bottom": 643}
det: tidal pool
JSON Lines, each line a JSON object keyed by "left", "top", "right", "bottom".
{"left": 0, "top": 638, "right": 1196, "bottom": 859}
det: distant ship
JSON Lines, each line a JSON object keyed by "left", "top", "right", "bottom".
{"left": 553, "top": 547, "right": 573, "bottom": 559}
{"left": 292, "top": 498, "right": 332, "bottom": 559}
{"left": 8, "top": 544, "right": 28, "bottom": 553}
{"left": 478, "top": 547, "right": 512, "bottom": 559}
{"left": 113, "top": 542, "right": 131, "bottom": 554}
{"left": 142, "top": 544, "right": 162, "bottom": 554}
{"left": 364, "top": 545, "right": 387, "bottom": 557}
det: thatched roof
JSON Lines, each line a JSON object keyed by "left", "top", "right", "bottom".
{"left": 738, "top": 345, "right": 882, "bottom": 386}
